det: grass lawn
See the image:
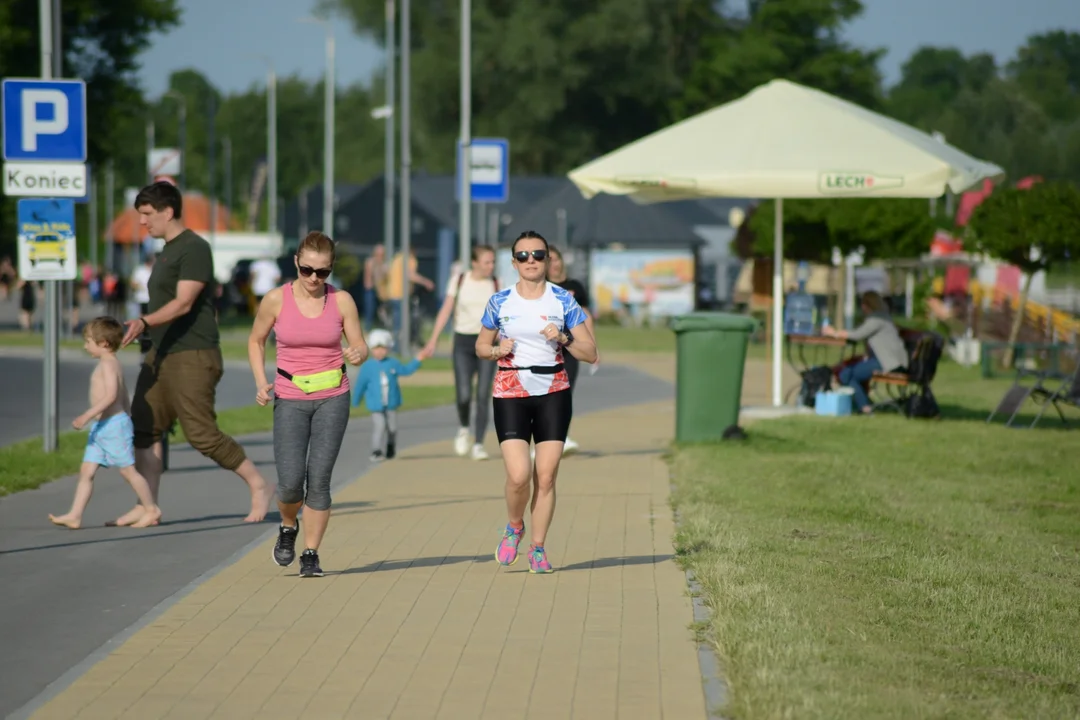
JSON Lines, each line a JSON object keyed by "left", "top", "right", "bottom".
{"left": 596, "top": 324, "right": 775, "bottom": 358}
{"left": 0, "top": 329, "right": 262, "bottom": 361}
{"left": 2, "top": 319, "right": 688, "bottom": 360}
{"left": 0, "top": 330, "right": 111, "bottom": 353}
{"left": 0, "top": 384, "right": 456, "bottom": 498}
{"left": 670, "top": 363, "right": 1079, "bottom": 719}
{"left": 0, "top": 330, "right": 459, "bottom": 372}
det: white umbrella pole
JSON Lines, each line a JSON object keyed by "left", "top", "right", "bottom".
{"left": 772, "top": 198, "right": 783, "bottom": 407}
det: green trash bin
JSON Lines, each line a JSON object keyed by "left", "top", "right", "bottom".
{"left": 672, "top": 312, "right": 758, "bottom": 443}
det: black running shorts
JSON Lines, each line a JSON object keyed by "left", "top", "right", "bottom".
{"left": 492, "top": 390, "right": 573, "bottom": 444}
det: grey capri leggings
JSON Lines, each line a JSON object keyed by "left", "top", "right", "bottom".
{"left": 272, "top": 391, "right": 351, "bottom": 511}
{"left": 453, "top": 332, "right": 495, "bottom": 444}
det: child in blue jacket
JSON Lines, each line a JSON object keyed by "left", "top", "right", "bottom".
{"left": 352, "top": 329, "right": 428, "bottom": 461}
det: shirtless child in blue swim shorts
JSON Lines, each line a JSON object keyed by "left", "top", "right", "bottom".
{"left": 49, "top": 317, "right": 162, "bottom": 529}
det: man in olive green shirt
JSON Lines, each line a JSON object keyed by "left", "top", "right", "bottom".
{"left": 113, "top": 181, "right": 272, "bottom": 526}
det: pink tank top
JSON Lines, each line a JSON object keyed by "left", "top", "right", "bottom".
{"left": 273, "top": 283, "right": 351, "bottom": 401}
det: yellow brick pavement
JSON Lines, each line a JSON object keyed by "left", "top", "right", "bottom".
{"left": 31, "top": 399, "right": 706, "bottom": 720}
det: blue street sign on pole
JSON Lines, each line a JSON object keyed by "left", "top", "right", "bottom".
{"left": 456, "top": 137, "right": 509, "bottom": 204}
{"left": 2, "top": 78, "right": 88, "bottom": 162}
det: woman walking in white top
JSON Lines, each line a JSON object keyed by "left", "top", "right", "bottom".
{"left": 476, "top": 231, "right": 598, "bottom": 573}
{"left": 423, "top": 245, "right": 499, "bottom": 460}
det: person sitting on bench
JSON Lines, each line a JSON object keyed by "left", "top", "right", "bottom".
{"left": 822, "top": 291, "right": 908, "bottom": 415}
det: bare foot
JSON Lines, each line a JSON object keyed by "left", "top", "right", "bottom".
{"left": 48, "top": 513, "right": 81, "bottom": 529}
{"left": 130, "top": 507, "right": 162, "bottom": 528}
{"left": 243, "top": 482, "right": 274, "bottom": 523}
{"left": 107, "top": 505, "right": 146, "bottom": 527}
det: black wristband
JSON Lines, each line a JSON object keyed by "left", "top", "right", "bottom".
{"left": 561, "top": 329, "right": 574, "bottom": 346}
{"left": 139, "top": 317, "right": 150, "bottom": 331}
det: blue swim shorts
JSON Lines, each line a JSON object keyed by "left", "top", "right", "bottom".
{"left": 83, "top": 413, "right": 136, "bottom": 468}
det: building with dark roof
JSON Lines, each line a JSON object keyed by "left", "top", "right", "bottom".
{"left": 282, "top": 175, "right": 757, "bottom": 311}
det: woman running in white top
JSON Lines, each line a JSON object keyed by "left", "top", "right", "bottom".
{"left": 476, "top": 231, "right": 598, "bottom": 573}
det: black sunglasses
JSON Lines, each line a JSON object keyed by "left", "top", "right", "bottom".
{"left": 513, "top": 249, "right": 547, "bottom": 263}
{"left": 297, "top": 264, "right": 332, "bottom": 280}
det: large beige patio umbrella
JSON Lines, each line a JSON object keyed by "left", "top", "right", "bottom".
{"left": 568, "top": 78, "right": 1005, "bottom": 407}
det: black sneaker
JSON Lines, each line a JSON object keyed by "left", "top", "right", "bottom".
{"left": 370, "top": 450, "right": 384, "bottom": 463}
{"left": 386, "top": 436, "right": 396, "bottom": 459}
{"left": 273, "top": 522, "right": 299, "bottom": 567}
{"left": 299, "top": 549, "right": 324, "bottom": 578}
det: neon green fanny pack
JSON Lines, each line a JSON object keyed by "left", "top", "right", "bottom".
{"left": 277, "top": 364, "right": 346, "bottom": 394}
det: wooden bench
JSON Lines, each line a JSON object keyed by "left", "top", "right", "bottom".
{"left": 868, "top": 333, "right": 942, "bottom": 417}
{"left": 870, "top": 370, "right": 910, "bottom": 385}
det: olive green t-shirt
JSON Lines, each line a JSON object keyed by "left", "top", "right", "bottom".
{"left": 147, "top": 229, "right": 219, "bottom": 354}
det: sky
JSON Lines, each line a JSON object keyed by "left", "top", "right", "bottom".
{"left": 137, "top": 0, "right": 1080, "bottom": 99}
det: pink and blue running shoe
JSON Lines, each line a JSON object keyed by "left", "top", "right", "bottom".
{"left": 528, "top": 545, "right": 553, "bottom": 574}
{"left": 496, "top": 524, "right": 524, "bottom": 565}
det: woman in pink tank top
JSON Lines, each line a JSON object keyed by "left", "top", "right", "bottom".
{"left": 248, "top": 232, "right": 368, "bottom": 578}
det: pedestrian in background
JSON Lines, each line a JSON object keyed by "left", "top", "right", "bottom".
{"left": 422, "top": 245, "right": 499, "bottom": 461}
{"left": 352, "top": 329, "right": 430, "bottom": 462}
{"left": 116, "top": 181, "right": 273, "bottom": 527}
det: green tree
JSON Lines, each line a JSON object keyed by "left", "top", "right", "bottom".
{"left": 149, "top": 70, "right": 222, "bottom": 197}
{"left": 0, "top": 0, "right": 180, "bottom": 256}
{"left": 885, "top": 47, "right": 996, "bottom": 126}
{"left": 144, "top": 71, "right": 383, "bottom": 230}
{"left": 324, "top": 0, "right": 721, "bottom": 173}
{"left": 1007, "top": 31, "right": 1080, "bottom": 123}
{"left": 744, "top": 200, "right": 833, "bottom": 264}
{"left": 744, "top": 198, "right": 935, "bottom": 263}
{"left": 827, "top": 199, "right": 937, "bottom": 259}
{"left": 674, "top": 0, "right": 885, "bottom": 119}
{"left": 967, "top": 182, "right": 1080, "bottom": 366}
{"left": 885, "top": 39, "right": 1080, "bottom": 191}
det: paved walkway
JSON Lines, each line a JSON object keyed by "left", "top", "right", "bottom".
{"left": 27, "top": 399, "right": 707, "bottom": 720}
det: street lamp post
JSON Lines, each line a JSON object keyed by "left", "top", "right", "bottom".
{"left": 300, "top": 17, "right": 336, "bottom": 237}
{"left": 324, "top": 33, "right": 335, "bottom": 236}
{"left": 164, "top": 90, "right": 187, "bottom": 190}
{"left": 223, "top": 135, "right": 232, "bottom": 222}
{"left": 400, "top": 0, "right": 412, "bottom": 353}
{"left": 267, "top": 67, "right": 277, "bottom": 236}
{"left": 384, "top": 0, "right": 396, "bottom": 259}
{"left": 146, "top": 119, "right": 155, "bottom": 184}
{"left": 368, "top": 11, "right": 395, "bottom": 257}
{"left": 459, "top": 0, "right": 471, "bottom": 268}
{"left": 40, "top": 0, "right": 58, "bottom": 451}
{"left": 250, "top": 56, "right": 278, "bottom": 236}
{"left": 207, "top": 94, "right": 217, "bottom": 250}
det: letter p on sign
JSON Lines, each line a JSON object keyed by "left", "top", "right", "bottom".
{"left": 2, "top": 78, "right": 87, "bottom": 162}
{"left": 21, "top": 89, "right": 68, "bottom": 152}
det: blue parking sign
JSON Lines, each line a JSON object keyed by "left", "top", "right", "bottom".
{"left": 2, "top": 79, "right": 88, "bottom": 162}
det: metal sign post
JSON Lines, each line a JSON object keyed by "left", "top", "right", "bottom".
{"left": 15, "top": 198, "right": 77, "bottom": 450}
{"left": 2, "top": 2, "right": 87, "bottom": 452}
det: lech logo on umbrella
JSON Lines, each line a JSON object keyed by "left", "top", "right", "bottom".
{"left": 818, "top": 172, "right": 904, "bottom": 194}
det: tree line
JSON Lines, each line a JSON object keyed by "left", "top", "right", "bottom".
{"left": 1, "top": 0, "right": 1078, "bottom": 258}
